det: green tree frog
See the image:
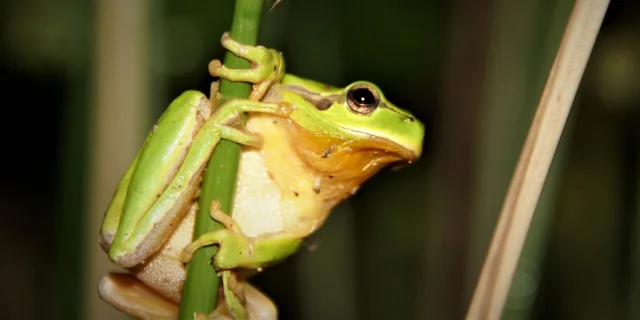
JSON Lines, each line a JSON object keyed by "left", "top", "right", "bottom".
{"left": 98, "top": 32, "right": 424, "bottom": 320}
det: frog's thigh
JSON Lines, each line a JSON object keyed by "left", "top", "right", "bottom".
{"left": 98, "top": 273, "right": 178, "bottom": 320}
{"left": 132, "top": 253, "right": 186, "bottom": 303}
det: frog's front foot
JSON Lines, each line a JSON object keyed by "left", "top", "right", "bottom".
{"left": 209, "top": 32, "right": 285, "bottom": 101}
{"left": 181, "top": 201, "right": 257, "bottom": 320}
{"left": 180, "top": 200, "right": 254, "bottom": 270}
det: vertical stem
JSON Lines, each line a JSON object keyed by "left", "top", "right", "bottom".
{"left": 178, "top": 0, "right": 264, "bottom": 318}
{"left": 465, "top": 1, "right": 609, "bottom": 318}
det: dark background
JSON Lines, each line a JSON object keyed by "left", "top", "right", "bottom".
{"left": 1, "top": 0, "right": 640, "bottom": 319}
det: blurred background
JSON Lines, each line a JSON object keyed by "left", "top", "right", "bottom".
{"left": 1, "top": 0, "right": 639, "bottom": 319}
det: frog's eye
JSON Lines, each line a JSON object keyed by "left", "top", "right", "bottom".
{"left": 346, "top": 84, "right": 380, "bottom": 115}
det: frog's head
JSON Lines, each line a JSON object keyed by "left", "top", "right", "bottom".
{"left": 279, "top": 75, "right": 425, "bottom": 204}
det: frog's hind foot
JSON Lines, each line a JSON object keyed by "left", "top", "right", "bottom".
{"left": 196, "top": 276, "right": 278, "bottom": 320}
{"left": 178, "top": 200, "right": 252, "bottom": 265}
{"left": 98, "top": 273, "right": 178, "bottom": 320}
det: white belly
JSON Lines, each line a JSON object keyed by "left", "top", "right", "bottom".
{"left": 231, "top": 147, "right": 285, "bottom": 237}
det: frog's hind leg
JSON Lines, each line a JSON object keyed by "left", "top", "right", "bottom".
{"left": 105, "top": 91, "right": 215, "bottom": 268}
{"left": 100, "top": 273, "right": 276, "bottom": 320}
{"left": 99, "top": 152, "right": 140, "bottom": 251}
{"left": 99, "top": 203, "right": 194, "bottom": 319}
{"left": 98, "top": 273, "right": 178, "bottom": 320}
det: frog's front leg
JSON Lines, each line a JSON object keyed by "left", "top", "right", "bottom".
{"left": 209, "top": 32, "right": 285, "bottom": 101}
{"left": 181, "top": 201, "right": 303, "bottom": 269}
{"left": 181, "top": 201, "right": 303, "bottom": 320}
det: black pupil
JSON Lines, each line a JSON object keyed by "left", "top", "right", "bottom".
{"left": 353, "top": 88, "right": 375, "bottom": 105}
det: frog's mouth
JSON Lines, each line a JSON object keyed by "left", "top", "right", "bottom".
{"left": 288, "top": 124, "right": 417, "bottom": 204}
{"left": 279, "top": 83, "right": 422, "bottom": 163}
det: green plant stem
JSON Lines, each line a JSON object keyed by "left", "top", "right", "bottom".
{"left": 178, "top": 0, "right": 264, "bottom": 318}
